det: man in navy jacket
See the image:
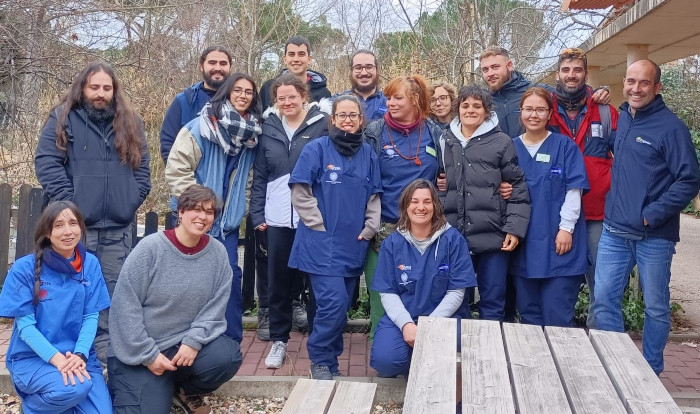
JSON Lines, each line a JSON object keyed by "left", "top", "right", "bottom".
{"left": 593, "top": 59, "right": 700, "bottom": 375}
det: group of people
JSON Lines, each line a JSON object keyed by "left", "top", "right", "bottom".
{"left": 0, "top": 33, "right": 697, "bottom": 413}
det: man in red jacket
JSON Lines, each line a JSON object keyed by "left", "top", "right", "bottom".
{"left": 547, "top": 48, "right": 619, "bottom": 328}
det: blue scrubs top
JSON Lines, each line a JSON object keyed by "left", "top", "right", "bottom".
{"left": 0, "top": 246, "right": 110, "bottom": 384}
{"left": 511, "top": 133, "right": 589, "bottom": 279}
{"left": 288, "top": 136, "right": 382, "bottom": 277}
{"left": 371, "top": 227, "right": 477, "bottom": 319}
{"left": 379, "top": 123, "right": 438, "bottom": 223}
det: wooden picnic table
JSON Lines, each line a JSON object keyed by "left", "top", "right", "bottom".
{"left": 404, "top": 316, "right": 682, "bottom": 414}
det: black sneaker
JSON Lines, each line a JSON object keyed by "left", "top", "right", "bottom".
{"left": 310, "top": 363, "right": 333, "bottom": 380}
{"left": 292, "top": 300, "right": 309, "bottom": 332}
{"left": 257, "top": 307, "right": 270, "bottom": 341}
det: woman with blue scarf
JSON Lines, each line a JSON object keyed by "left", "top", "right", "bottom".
{"left": 0, "top": 201, "right": 111, "bottom": 413}
{"left": 165, "top": 72, "right": 262, "bottom": 342}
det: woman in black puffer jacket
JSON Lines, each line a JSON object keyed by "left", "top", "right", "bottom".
{"left": 437, "top": 84, "right": 530, "bottom": 321}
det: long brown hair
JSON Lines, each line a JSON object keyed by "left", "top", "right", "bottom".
{"left": 396, "top": 179, "right": 447, "bottom": 237}
{"left": 51, "top": 62, "right": 144, "bottom": 168}
{"left": 33, "top": 201, "right": 87, "bottom": 304}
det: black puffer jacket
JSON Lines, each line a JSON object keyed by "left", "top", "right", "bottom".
{"left": 250, "top": 104, "right": 329, "bottom": 229}
{"left": 437, "top": 115, "right": 530, "bottom": 254}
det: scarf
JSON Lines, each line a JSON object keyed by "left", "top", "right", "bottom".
{"left": 329, "top": 126, "right": 364, "bottom": 157}
{"left": 384, "top": 112, "right": 421, "bottom": 135}
{"left": 42, "top": 243, "right": 86, "bottom": 275}
{"left": 554, "top": 83, "right": 589, "bottom": 112}
{"left": 200, "top": 101, "right": 261, "bottom": 156}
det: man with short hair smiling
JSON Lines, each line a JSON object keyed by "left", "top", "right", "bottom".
{"left": 159, "top": 46, "right": 232, "bottom": 164}
{"left": 332, "top": 49, "right": 387, "bottom": 121}
{"left": 548, "top": 48, "right": 619, "bottom": 328}
{"left": 260, "top": 36, "right": 331, "bottom": 110}
{"left": 593, "top": 59, "right": 700, "bottom": 375}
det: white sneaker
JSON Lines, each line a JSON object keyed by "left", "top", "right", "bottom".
{"left": 265, "top": 341, "right": 287, "bottom": 368}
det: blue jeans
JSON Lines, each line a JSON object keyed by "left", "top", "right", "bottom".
{"left": 592, "top": 226, "right": 676, "bottom": 375}
{"left": 216, "top": 231, "right": 244, "bottom": 342}
{"left": 585, "top": 220, "right": 603, "bottom": 328}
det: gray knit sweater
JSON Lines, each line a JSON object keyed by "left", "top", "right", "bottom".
{"left": 109, "top": 232, "right": 233, "bottom": 366}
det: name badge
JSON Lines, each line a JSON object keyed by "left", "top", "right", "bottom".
{"left": 536, "top": 153, "right": 550, "bottom": 163}
{"left": 426, "top": 146, "right": 436, "bottom": 157}
{"left": 591, "top": 124, "right": 603, "bottom": 138}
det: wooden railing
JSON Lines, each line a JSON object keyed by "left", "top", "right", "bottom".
{"left": 0, "top": 183, "right": 163, "bottom": 285}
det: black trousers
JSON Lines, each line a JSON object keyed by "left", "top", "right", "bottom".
{"left": 267, "top": 226, "right": 315, "bottom": 341}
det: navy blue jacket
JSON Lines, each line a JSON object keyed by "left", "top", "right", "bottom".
{"left": 159, "top": 81, "right": 215, "bottom": 163}
{"left": 35, "top": 106, "right": 151, "bottom": 229}
{"left": 491, "top": 70, "right": 531, "bottom": 138}
{"left": 604, "top": 95, "right": 700, "bottom": 242}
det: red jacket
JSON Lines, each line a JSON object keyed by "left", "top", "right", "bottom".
{"left": 548, "top": 95, "right": 618, "bottom": 220}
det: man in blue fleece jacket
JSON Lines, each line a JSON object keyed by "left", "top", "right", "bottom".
{"left": 593, "top": 59, "right": 700, "bottom": 375}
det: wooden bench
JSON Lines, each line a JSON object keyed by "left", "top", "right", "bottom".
{"left": 281, "top": 378, "right": 377, "bottom": 414}
{"left": 403, "top": 316, "right": 682, "bottom": 414}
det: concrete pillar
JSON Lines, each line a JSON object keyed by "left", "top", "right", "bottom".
{"left": 587, "top": 66, "right": 601, "bottom": 87}
{"left": 626, "top": 44, "right": 649, "bottom": 67}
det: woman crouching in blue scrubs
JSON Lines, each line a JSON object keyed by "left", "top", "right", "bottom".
{"left": 289, "top": 94, "right": 382, "bottom": 380}
{"left": 0, "top": 201, "right": 111, "bottom": 413}
{"left": 370, "top": 179, "right": 476, "bottom": 378}
{"left": 511, "top": 87, "right": 589, "bottom": 327}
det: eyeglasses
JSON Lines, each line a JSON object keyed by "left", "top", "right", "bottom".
{"left": 232, "top": 87, "right": 254, "bottom": 97}
{"left": 333, "top": 112, "right": 361, "bottom": 121}
{"left": 276, "top": 94, "right": 301, "bottom": 104}
{"left": 521, "top": 107, "right": 550, "bottom": 116}
{"left": 430, "top": 95, "right": 450, "bottom": 105}
{"left": 352, "top": 64, "right": 376, "bottom": 73}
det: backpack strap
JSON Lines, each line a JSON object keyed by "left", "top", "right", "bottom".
{"left": 598, "top": 103, "right": 612, "bottom": 139}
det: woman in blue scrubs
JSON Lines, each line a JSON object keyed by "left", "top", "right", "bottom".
{"left": 370, "top": 179, "right": 476, "bottom": 378}
{"left": 0, "top": 201, "right": 111, "bottom": 413}
{"left": 511, "top": 87, "right": 589, "bottom": 327}
{"left": 289, "top": 95, "right": 382, "bottom": 380}
{"left": 363, "top": 75, "right": 443, "bottom": 340}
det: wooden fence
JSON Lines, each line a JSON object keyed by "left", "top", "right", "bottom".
{"left": 0, "top": 183, "right": 166, "bottom": 285}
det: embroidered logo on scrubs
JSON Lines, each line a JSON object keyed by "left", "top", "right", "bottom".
{"left": 636, "top": 136, "right": 652, "bottom": 146}
{"left": 39, "top": 289, "right": 48, "bottom": 300}
{"left": 382, "top": 145, "right": 398, "bottom": 158}
{"left": 398, "top": 264, "right": 412, "bottom": 271}
{"left": 326, "top": 164, "right": 342, "bottom": 184}
{"left": 399, "top": 272, "right": 413, "bottom": 286}
{"left": 438, "top": 264, "right": 449, "bottom": 272}
{"left": 550, "top": 166, "right": 562, "bottom": 176}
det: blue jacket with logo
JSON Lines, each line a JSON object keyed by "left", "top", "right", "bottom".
{"left": 604, "top": 95, "right": 700, "bottom": 242}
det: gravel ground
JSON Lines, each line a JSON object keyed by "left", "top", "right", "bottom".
{"left": 0, "top": 393, "right": 403, "bottom": 413}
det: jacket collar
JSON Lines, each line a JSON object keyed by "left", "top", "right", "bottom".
{"left": 619, "top": 94, "right": 666, "bottom": 118}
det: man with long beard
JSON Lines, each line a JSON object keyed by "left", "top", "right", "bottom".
{"left": 159, "top": 46, "right": 232, "bottom": 164}
{"left": 35, "top": 61, "right": 151, "bottom": 365}
{"left": 332, "top": 49, "right": 387, "bottom": 121}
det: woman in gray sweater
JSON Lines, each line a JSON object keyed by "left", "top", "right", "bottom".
{"left": 108, "top": 184, "right": 241, "bottom": 414}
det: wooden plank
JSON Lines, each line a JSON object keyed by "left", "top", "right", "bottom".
{"left": 545, "top": 326, "right": 626, "bottom": 414}
{"left": 502, "top": 323, "right": 572, "bottom": 414}
{"left": 589, "top": 329, "right": 682, "bottom": 414}
{"left": 327, "top": 381, "right": 377, "bottom": 414}
{"left": 404, "top": 316, "right": 457, "bottom": 414}
{"left": 461, "top": 319, "right": 515, "bottom": 414}
{"left": 280, "top": 378, "right": 336, "bottom": 414}
{"left": 15, "top": 185, "right": 43, "bottom": 259}
{"left": 0, "top": 183, "right": 11, "bottom": 284}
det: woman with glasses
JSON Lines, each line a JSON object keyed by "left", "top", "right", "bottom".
{"left": 438, "top": 83, "right": 530, "bottom": 321}
{"left": 288, "top": 94, "right": 381, "bottom": 379}
{"left": 511, "top": 87, "right": 589, "bottom": 327}
{"left": 363, "top": 74, "right": 443, "bottom": 340}
{"left": 166, "top": 72, "right": 261, "bottom": 343}
{"left": 0, "top": 201, "right": 111, "bottom": 413}
{"left": 250, "top": 73, "right": 329, "bottom": 370}
{"left": 429, "top": 81, "right": 457, "bottom": 127}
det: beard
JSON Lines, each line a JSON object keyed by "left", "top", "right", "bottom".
{"left": 352, "top": 76, "right": 378, "bottom": 94}
{"left": 202, "top": 69, "right": 227, "bottom": 90}
{"left": 82, "top": 96, "right": 115, "bottom": 124}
